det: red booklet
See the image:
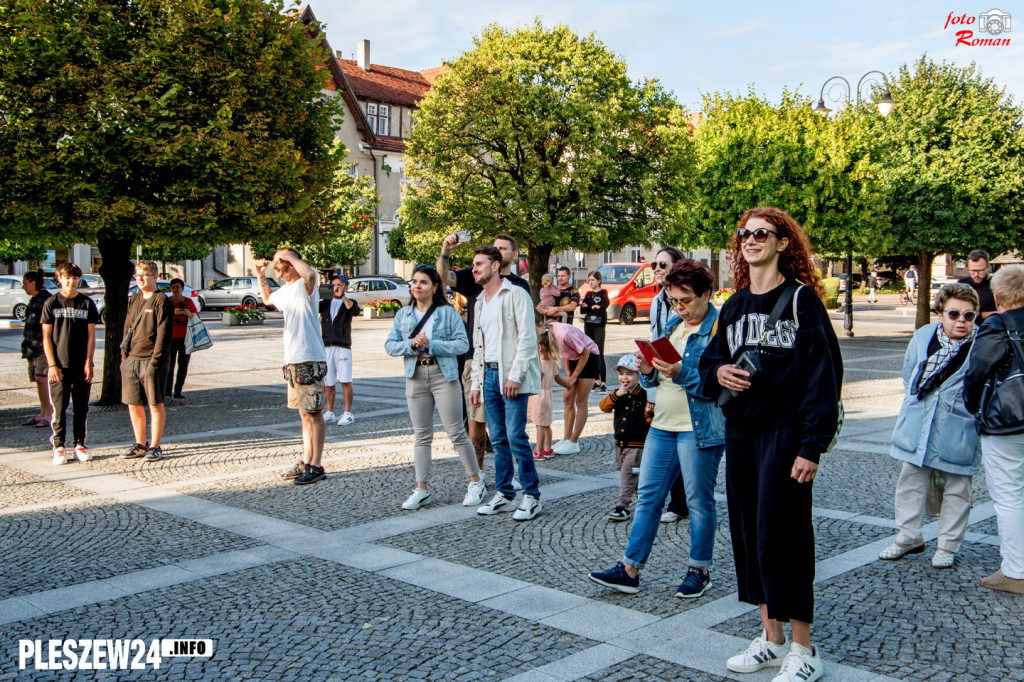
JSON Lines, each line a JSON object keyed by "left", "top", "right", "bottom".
{"left": 635, "top": 337, "right": 682, "bottom": 366}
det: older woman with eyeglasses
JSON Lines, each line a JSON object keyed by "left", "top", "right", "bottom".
{"left": 880, "top": 282, "right": 981, "bottom": 569}
{"left": 588, "top": 259, "right": 725, "bottom": 599}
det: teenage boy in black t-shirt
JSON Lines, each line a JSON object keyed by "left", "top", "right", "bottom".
{"left": 41, "top": 262, "right": 100, "bottom": 465}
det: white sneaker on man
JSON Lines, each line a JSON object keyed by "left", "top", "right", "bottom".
{"left": 726, "top": 630, "right": 790, "bottom": 673}
{"left": 552, "top": 439, "right": 580, "bottom": 455}
{"left": 771, "top": 642, "right": 822, "bottom": 682}
{"left": 512, "top": 494, "right": 542, "bottom": 521}
{"left": 338, "top": 412, "right": 355, "bottom": 425}
{"left": 477, "top": 493, "right": 515, "bottom": 515}
{"left": 323, "top": 411, "right": 337, "bottom": 424}
{"left": 401, "top": 488, "right": 430, "bottom": 510}
{"left": 463, "top": 480, "right": 487, "bottom": 506}
{"left": 52, "top": 447, "right": 68, "bottom": 466}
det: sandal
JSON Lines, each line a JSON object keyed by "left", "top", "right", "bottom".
{"left": 35, "top": 419, "right": 50, "bottom": 428}
{"left": 22, "top": 417, "right": 41, "bottom": 426}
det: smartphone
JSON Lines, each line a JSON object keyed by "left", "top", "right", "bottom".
{"left": 454, "top": 230, "right": 472, "bottom": 243}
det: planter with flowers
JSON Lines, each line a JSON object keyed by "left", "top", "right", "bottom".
{"left": 362, "top": 299, "right": 401, "bottom": 319}
{"left": 222, "top": 305, "right": 265, "bottom": 326}
{"left": 712, "top": 288, "right": 735, "bottom": 306}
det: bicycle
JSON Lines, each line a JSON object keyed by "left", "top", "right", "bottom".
{"left": 899, "top": 288, "right": 918, "bottom": 306}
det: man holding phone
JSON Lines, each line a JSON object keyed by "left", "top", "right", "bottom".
{"left": 437, "top": 232, "right": 529, "bottom": 470}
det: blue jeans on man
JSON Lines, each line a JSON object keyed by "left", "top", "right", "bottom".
{"left": 623, "top": 427, "right": 724, "bottom": 569}
{"left": 483, "top": 367, "right": 540, "bottom": 498}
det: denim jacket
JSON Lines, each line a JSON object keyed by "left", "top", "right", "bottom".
{"left": 384, "top": 305, "right": 468, "bottom": 382}
{"left": 640, "top": 304, "right": 725, "bottom": 448}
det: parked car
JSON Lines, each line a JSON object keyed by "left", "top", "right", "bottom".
{"left": 76, "top": 274, "right": 105, "bottom": 297}
{"left": 93, "top": 280, "right": 203, "bottom": 324}
{"left": 0, "top": 275, "right": 59, "bottom": 320}
{"left": 577, "top": 262, "right": 658, "bottom": 325}
{"left": 837, "top": 273, "right": 863, "bottom": 292}
{"left": 930, "top": 278, "right": 954, "bottom": 308}
{"left": 345, "top": 276, "right": 411, "bottom": 307}
{"left": 196, "top": 276, "right": 278, "bottom": 310}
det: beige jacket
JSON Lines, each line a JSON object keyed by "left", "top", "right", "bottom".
{"left": 471, "top": 278, "right": 541, "bottom": 396}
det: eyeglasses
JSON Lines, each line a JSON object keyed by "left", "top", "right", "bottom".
{"left": 737, "top": 227, "right": 778, "bottom": 243}
{"left": 944, "top": 310, "right": 977, "bottom": 322}
{"left": 666, "top": 294, "right": 697, "bottom": 307}
{"left": 654, "top": 260, "right": 673, "bottom": 270}
{"left": 968, "top": 269, "right": 988, "bottom": 275}
{"left": 135, "top": 273, "right": 156, "bottom": 278}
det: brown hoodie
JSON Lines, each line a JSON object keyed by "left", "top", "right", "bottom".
{"left": 123, "top": 291, "right": 174, "bottom": 366}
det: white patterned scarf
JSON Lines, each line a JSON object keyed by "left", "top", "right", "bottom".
{"left": 919, "top": 324, "right": 972, "bottom": 386}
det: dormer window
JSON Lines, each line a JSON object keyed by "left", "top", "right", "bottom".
{"left": 365, "top": 103, "right": 378, "bottom": 133}
{"left": 377, "top": 105, "right": 390, "bottom": 135}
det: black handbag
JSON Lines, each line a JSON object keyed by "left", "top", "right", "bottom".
{"left": 978, "top": 314, "right": 1024, "bottom": 435}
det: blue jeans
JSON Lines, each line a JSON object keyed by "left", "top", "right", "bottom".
{"left": 483, "top": 367, "right": 540, "bottom": 498}
{"left": 623, "top": 428, "right": 724, "bottom": 570}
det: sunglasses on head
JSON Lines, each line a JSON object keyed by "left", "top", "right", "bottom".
{"left": 944, "top": 309, "right": 977, "bottom": 322}
{"left": 737, "top": 227, "right": 778, "bottom": 243}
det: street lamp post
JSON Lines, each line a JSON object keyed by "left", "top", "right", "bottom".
{"left": 814, "top": 70, "right": 897, "bottom": 337}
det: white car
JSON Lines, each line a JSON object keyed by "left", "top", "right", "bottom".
{"left": 93, "top": 280, "right": 203, "bottom": 324}
{"left": 0, "top": 275, "right": 60, "bottom": 320}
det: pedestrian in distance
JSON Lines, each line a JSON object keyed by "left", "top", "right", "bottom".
{"left": 699, "top": 207, "right": 843, "bottom": 682}
{"left": 962, "top": 264, "right": 1024, "bottom": 595}
{"left": 596, "top": 354, "right": 651, "bottom": 522}
{"left": 580, "top": 270, "right": 609, "bottom": 394}
{"left": 164, "top": 278, "right": 198, "bottom": 401}
{"left": 544, "top": 320, "right": 599, "bottom": 455}
{"left": 958, "top": 249, "right": 997, "bottom": 321}
{"left": 319, "top": 274, "right": 360, "bottom": 426}
{"left": 529, "top": 327, "right": 559, "bottom": 460}
{"left": 879, "top": 283, "right": 981, "bottom": 569}
{"left": 867, "top": 270, "right": 878, "bottom": 304}
{"left": 589, "top": 259, "right": 724, "bottom": 600}
{"left": 257, "top": 248, "right": 328, "bottom": 486}
{"left": 469, "top": 246, "right": 543, "bottom": 521}
{"left": 41, "top": 262, "right": 100, "bottom": 465}
{"left": 904, "top": 265, "right": 919, "bottom": 294}
{"left": 537, "top": 273, "right": 566, "bottom": 323}
{"left": 20, "top": 270, "right": 53, "bottom": 428}
{"left": 538, "top": 266, "right": 580, "bottom": 324}
{"left": 385, "top": 265, "right": 487, "bottom": 510}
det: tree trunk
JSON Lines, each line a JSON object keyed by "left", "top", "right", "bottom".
{"left": 96, "top": 236, "right": 134, "bottom": 405}
{"left": 915, "top": 250, "right": 935, "bottom": 330}
{"left": 527, "top": 243, "right": 553, "bottom": 306}
{"left": 826, "top": 260, "right": 835, "bottom": 278}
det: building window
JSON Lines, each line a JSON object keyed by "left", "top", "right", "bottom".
{"left": 628, "top": 246, "right": 641, "bottom": 263}
{"left": 378, "top": 105, "right": 390, "bottom": 136}
{"left": 365, "top": 103, "right": 377, "bottom": 133}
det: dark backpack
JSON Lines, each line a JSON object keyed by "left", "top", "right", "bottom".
{"left": 977, "top": 314, "right": 1024, "bottom": 435}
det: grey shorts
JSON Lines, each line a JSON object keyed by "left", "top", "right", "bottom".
{"left": 121, "top": 357, "right": 168, "bottom": 406}
{"left": 28, "top": 356, "right": 47, "bottom": 381}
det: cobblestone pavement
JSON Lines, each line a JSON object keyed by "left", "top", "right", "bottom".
{"left": 1, "top": 309, "right": 1020, "bottom": 680}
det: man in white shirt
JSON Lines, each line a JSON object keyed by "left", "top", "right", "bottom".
{"left": 256, "top": 248, "right": 328, "bottom": 486}
{"left": 469, "top": 246, "right": 544, "bottom": 520}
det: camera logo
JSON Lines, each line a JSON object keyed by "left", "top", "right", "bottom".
{"left": 943, "top": 9, "right": 1012, "bottom": 46}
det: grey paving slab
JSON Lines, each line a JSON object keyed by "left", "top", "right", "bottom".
{"left": 526, "top": 644, "right": 635, "bottom": 680}
{"left": 174, "top": 546, "right": 298, "bottom": 578}
{"left": 0, "top": 598, "right": 47, "bottom": 625}
{"left": 0, "top": 463, "right": 100, "bottom": 510}
{"left": 480, "top": 585, "right": 592, "bottom": 620}
{"left": 310, "top": 542, "right": 422, "bottom": 572}
{"left": 101, "top": 565, "right": 203, "bottom": 597}
{"left": 21, "top": 581, "right": 124, "bottom": 614}
{"left": 539, "top": 602, "right": 660, "bottom": 640}
{"left": 577, "top": 653, "right": 734, "bottom": 682}
{"left": 426, "top": 568, "right": 532, "bottom": 603}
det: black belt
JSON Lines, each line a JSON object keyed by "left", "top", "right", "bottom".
{"left": 418, "top": 357, "right": 437, "bottom": 366}
{"left": 485, "top": 362, "right": 500, "bottom": 370}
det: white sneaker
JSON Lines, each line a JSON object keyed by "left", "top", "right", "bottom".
{"left": 73, "top": 445, "right": 92, "bottom": 462}
{"left": 52, "top": 447, "right": 68, "bottom": 466}
{"left": 338, "top": 412, "right": 355, "bottom": 425}
{"left": 552, "top": 439, "right": 580, "bottom": 455}
{"left": 323, "top": 411, "right": 337, "bottom": 423}
{"left": 463, "top": 480, "right": 486, "bottom": 507}
{"left": 512, "top": 494, "right": 542, "bottom": 521}
{"left": 771, "top": 643, "right": 821, "bottom": 682}
{"left": 727, "top": 630, "right": 790, "bottom": 673}
{"left": 512, "top": 476, "right": 523, "bottom": 491}
{"left": 552, "top": 439, "right": 566, "bottom": 450}
{"left": 661, "top": 511, "right": 681, "bottom": 523}
{"left": 401, "top": 488, "right": 431, "bottom": 510}
{"left": 477, "top": 492, "right": 515, "bottom": 515}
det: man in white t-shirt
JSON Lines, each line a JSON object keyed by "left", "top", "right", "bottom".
{"left": 256, "top": 248, "right": 328, "bottom": 486}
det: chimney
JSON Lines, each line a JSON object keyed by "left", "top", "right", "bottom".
{"left": 357, "top": 39, "right": 370, "bottom": 72}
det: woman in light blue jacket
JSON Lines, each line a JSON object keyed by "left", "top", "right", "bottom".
{"left": 880, "top": 283, "right": 981, "bottom": 569}
{"left": 385, "top": 266, "right": 486, "bottom": 512}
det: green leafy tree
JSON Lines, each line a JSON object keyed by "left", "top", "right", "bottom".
{"left": 0, "top": 0, "right": 349, "bottom": 402}
{"left": 687, "top": 88, "right": 888, "bottom": 261}
{"left": 0, "top": 239, "right": 47, "bottom": 271}
{"left": 393, "top": 20, "right": 696, "bottom": 298}
{"left": 865, "top": 57, "right": 1024, "bottom": 327}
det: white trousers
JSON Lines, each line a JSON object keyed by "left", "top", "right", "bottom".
{"left": 981, "top": 434, "right": 1024, "bottom": 579}
{"left": 894, "top": 462, "right": 973, "bottom": 552}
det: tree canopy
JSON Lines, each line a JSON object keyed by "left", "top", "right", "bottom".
{"left": 0, "top": 0, "right": 352, "bottom": 401}
{"left": 392, "top": 20, "right": 696, "bottom": 292}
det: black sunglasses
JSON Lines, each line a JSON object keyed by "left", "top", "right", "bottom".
{"left": 944, "top": 310, "right": 977, "bottom": 322}
{"left": 737, "top": 227, "right": 778, "bottom": 243}
{"left": 654, "top": 260, "right": 673, "bottom": 270}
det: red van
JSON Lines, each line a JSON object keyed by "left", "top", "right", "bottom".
{"left": 577, "top": 262, "right": 659, "bottom": 325}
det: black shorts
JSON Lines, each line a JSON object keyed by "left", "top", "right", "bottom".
{"left": 568, "top": 353, "right": 599, "bottom": 380}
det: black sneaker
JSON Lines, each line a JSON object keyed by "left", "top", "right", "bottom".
{"left": 120, "top": 443, "right": 147, "bottom": 459}
{"left": 142, "top": 446, "right": 163, "bottom": 462}
{"left": 281, "top": 461, "right": 306, "bottom": 480}
{"left": 607, "top": 505, "right": 631, "bottom": 522}
{"left": 293, "top": 464, "right": 326, "bottom": 486}
{"left": 675, "top": 566, "right": 712, "bottom": 599}
{"left": 173, "top": 392, "right": 186, "bottom": 400}
{"left": 588, "top": 561, "right": 640, "bottom": 594}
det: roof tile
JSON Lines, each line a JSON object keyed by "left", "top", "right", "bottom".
{"left": 336, "top": 59, "right": 430, "bottom": 108}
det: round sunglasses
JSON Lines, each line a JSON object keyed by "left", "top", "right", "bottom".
{"left": 943, "top": 309, "right": 977, "bottom": 322}
{"left": 737, "top": 227, "right": 778, "bottom": 243}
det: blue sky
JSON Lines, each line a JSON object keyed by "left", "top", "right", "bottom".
{"left": 306, "top": 0, "right": 1022, "bottom": 110}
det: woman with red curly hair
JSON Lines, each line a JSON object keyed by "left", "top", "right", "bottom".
{"left": 699, "top": 207, "right": 842, "bottom": 682}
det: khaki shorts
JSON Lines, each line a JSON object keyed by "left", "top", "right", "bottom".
{"left": 462, "top": 361, "right": 486, "bottom": 423}
{"left": 285, "top": 363, "right": 326, "bottom": 413}
{"left": 121, "top": 357, "right": 168, "bottom": 406}
{"left": 28, "top": 356, "right": 47, "bottom": 381}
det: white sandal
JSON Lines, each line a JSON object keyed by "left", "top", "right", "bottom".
{"left": 931, "top": 550, "right": 955, "bottom": 568}
{"left": 878, "top": 542, "right": 925, "bottom": 560}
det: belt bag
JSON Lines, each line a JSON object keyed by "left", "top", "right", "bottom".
{"left": 283, "top": 362, "right": 327, "bottom": 386}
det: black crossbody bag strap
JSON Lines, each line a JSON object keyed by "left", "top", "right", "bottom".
{"left": 1003, "top": 314, "right": 1024, "bottom": 367}
{"left": 755, "top": 282, "right": 801, "bottom": 349}
{"left": 409, "top": 303, "right": 439, "bottom": 339}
